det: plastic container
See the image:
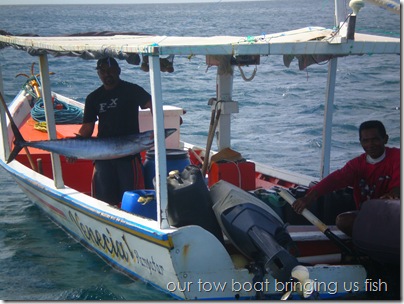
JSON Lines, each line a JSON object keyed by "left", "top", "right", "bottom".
{"left": 121, "top": 190, "right": 157, "bottom": 220}
{"left": 143, "top": 149, "right": 190, "bottom": 189}
{"left": 166, "top": 165, "right": 224, "bottom": 244}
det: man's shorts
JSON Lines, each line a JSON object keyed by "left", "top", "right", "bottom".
{"left": 91, "top": 155, "right": 144, "bottom": 206}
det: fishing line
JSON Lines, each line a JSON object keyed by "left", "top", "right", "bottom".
{"left": 324, "top": 14, "right": 351, "bottom": 43}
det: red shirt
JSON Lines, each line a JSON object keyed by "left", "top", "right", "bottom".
{"left": 310, "top": 147, "right": 400, "bottom": 209}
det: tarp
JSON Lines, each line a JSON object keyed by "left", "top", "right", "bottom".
{"left": 0, "top": 30, "right": 150, "bottom": 64}
{"left": 0, "top": 28, "right": 400, "bottom": 69}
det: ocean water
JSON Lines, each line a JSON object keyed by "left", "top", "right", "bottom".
{"left": 0, "top": 0, "right": 400, "bottom": 300}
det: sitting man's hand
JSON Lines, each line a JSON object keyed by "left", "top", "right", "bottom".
{"left": 380, "top": 187, "right": 400, "bottom": 200}
{"left": 292, "top": 190, "right": 318, "bottom": 214}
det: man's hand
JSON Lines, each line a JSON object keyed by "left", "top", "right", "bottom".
{"left": 292, "top": 190, "right": 318, "bottom": 214}
{"left": 380, "top": 187, "right": 400, "bottom": 200}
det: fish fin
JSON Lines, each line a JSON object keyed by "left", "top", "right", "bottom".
{"left": 7, "top": 123, "right": 26, "bottom": 163}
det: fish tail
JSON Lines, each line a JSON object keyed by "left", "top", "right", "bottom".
{"left": 7, "top": 124, "right": 26, "bottom": 163}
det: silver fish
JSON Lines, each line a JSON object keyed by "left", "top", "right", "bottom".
{"left": 7, "top": 128, "right": 177, "bottom": 163}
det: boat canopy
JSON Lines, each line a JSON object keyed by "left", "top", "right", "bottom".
{"left": 0, "top": 27, "right": 400, "bottom": 65}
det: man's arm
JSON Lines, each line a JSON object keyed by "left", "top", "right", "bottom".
{"left": 292, "top": 189, "right": 319, "bottom": 214}
{"left": 77, "top": 122, "right": 95, "bottom": 138}
{"left": 142, "top": 100, "right": 153, "bottom": 115}
{"left": 292, "top": 161, "right": 357, "bottom": 214}
{"left": 380, "top": 148, "right": 400, "bottom": 199}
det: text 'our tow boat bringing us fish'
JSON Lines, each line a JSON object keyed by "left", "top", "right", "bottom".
{"left": 0, "top": 0, "right": 400, "bottom": 300}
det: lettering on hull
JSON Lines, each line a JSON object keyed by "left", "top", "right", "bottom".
{"left": 69, "top": 211, "right": 164, "bottom": 275}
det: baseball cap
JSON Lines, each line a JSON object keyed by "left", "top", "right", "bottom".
{"left": 96, "top": 57, "right": 119, "bottom": 70}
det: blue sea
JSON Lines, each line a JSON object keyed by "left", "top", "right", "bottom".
{"left": 0, "top": 0, "right": 400, "bottom": 300}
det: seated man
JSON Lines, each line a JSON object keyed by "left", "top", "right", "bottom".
{"left": 292, "top": 120, "right": 400, "bottom": 236}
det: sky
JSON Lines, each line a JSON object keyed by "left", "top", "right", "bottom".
{"left": 0, "top": 0, "right": 260, "bottom": 5}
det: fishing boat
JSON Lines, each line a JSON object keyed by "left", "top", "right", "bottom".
{"left": 0, "top": 0, "right": 400, "bottom": 300}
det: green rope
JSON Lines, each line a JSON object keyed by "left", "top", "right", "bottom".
{"left": 22, "top": 77, "right": 83, "bottom": 125}
{"left": 31, "top": 97, "right": 83, "bottom": 125}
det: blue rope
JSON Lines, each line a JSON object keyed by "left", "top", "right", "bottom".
{"left": 31, "top": 97, "right": 83, "bottom": 124}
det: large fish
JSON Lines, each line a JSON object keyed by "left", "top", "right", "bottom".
{"left": 7, "top": 127, "right": 177, "bottom": 163}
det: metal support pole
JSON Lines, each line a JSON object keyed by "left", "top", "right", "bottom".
{"left": 335, "top": 0, "right": 347, "bottom": 27}
{"left": 149, "top": 54, "right": 170, "bottom": 229}
{"left": 216, "top": 57, "right": 237, "bottom": 151}
{"left": 335, "top": 0, "right": 349, "bottom": 39}
{"left": 0, "top": 64, "right": 9, "bottom": 161}
{"left": 320, "top": 57, "right": 338, "bottom": 178}
{"left": 39, "top": 55, "right": 64, "bottom": 188}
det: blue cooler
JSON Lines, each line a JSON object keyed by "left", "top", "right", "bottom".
{"left": 143, "top": 149, "right": 191, "bottom": 189}
{"left": 121, "top": 190, "right": 157, "bottom": 220}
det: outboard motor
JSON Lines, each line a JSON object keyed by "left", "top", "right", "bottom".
{"left": 211, "top": 180, "right": 298, "bottom": 283}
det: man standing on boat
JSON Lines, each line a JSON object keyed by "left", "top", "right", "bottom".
{"left": 74, "top": 57, "right": 152, "bottom": 206}
{"left": 292, "top": 120, "right": 400, "bottom": 236}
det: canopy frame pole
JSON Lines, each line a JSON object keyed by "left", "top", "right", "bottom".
{"left": 39, "top": 54, "right": 64, "bottom": 188}
{"left": 320, "top": 57, "right": 338, "bottom": 179}
{"left": 320, "top": 0, "right": 346, "bottom": 178}
{"left": 335, "top": 0, "right": 348, "bottom": 37}
{"left": 215, "top": 56, "right": 238, "bottom": 151}
{"left": 320, "top": 64, "right": 337, "bottom": 179}
{"left": 0, "top": 64, "right": 9, "bottom": 162}
{"left": 149, "top": 52, "right": 170, "bottom": 229}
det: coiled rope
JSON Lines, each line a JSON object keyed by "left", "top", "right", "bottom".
{"left": 21, "top": 76, "right": 83, "bottom": 125}
{"left": 31, "top": 97, "right": 83, "bottom": 124}
{"left": 238, "top": 65, "right": 257, "bottom": 82}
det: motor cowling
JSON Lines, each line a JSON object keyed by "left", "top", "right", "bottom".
{"left": 211, "top": 180, "right": 298, "bottom": 282}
